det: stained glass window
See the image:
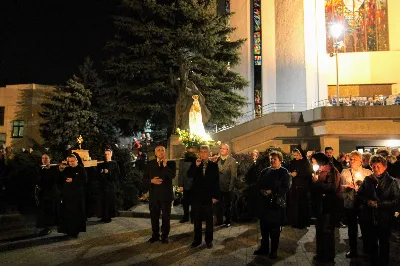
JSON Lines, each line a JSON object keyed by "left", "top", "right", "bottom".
{"left": 253, "top": 0, "right": 262, "bottom": 117}
{"left": 254, "top": 32, "right": 261, "bottom": 55}
{"left": 325, "top": 0, "right": 389, "bottom": 53}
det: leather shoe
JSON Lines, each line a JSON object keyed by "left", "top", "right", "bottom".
{"left": 345, "top": 251, "right": 358, "bottom": 258}
{"left": 191, "top": 242, "right": 201, "bottom": 248}
{"left": 253, "top": 248, "right": 268, "bottom": 256}
{"left": 39, "top": 228, "right": 52, "bottom": 236}
{"left": 206, "top": 242, "right": 213, "bottom": 249}
{"left": 269, "top": 252, "right": 277, "bottom": 259}
{"left": 148, "top": 237, "right": 160, "bottom": 243}
{"left": 161, "top": 238, "right": 169, "bottom": 244}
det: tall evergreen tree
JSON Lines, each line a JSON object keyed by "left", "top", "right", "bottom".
{"left": 79, "top": 58, "right": 120, "bottom": 155}
{"left": 40, "top": 75, "right": 99, "bottom": 151}
{"left": 106, "top": 0, "right": 248, "bottom": 136}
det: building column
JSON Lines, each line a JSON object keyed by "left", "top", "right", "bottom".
{"left": 230, "top": 0, "right": 253, "bottom": 114}
{"left": 319, "top": 136, "right": 339, "bottom": 154}
{"left": 261, "top": 0, "right": 277, "bottom": 106}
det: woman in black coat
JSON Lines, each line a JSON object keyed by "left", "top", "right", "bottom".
{"left": 36, "top": 153, "right": 60, "bottom": 235}
{"left": 357, "top": 155, "right": 400, "bottom": 266}
{"left": 253, "top": 151, "right": 290, "bottom": 259}
{"left": 288, "top": 148, "right": 312, "bottom": 228}
{"left": 58, "top": 154, "right": 87, "bottom": 238}
{"left": 310, "top": 152, "right": 341, "bottom": 263}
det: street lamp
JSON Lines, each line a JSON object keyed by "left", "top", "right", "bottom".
{"left": 330, "top": 23, "right": 343, "bottom": 106}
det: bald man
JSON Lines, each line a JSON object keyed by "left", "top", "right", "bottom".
{"left": 143, "top": 145, "right": 176, "bottom": 244}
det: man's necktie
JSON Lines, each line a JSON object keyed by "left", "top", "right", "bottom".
{"left": 203, "top": 161, "right": 207, "bottom": 176}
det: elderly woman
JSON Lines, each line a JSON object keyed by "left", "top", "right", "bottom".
{"left": 253, "top": 151, "right": 290, "bottom": 259}
{"left": 341, "top": 150, "right": 372, "bottom": 258}
{"left": 310, "top": 152, "right": 341, "bottom": 263}
{"left": 288, "top": 148, "right": 312, "bottom": 229}
{"left": 357, "top": 155, "right": 400, "bottom": 266}
{"left": 58, "top": 154, "right": 87, "bottom": 238}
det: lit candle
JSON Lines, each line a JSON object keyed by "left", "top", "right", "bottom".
{"left": 354, "top": 172, "right": 363, "bottom": 186}
{"left": 312, "top": 164, "right": 319, "bottom": 181}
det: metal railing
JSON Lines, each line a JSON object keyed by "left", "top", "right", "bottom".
{"left": 212, "top": 102, "right": 307, "bottom": 133}
{"left": 313, "top": 94, "right": 400, "bottom": 108}
{"left": 212, "top": 94, "right": 400, "bottom": 133}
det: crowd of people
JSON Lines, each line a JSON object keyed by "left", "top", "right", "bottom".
{"left": 174, "top": 144, "right": 400, "bottom": 265}
{"left": 1, "top": 141, "right": 400, "bottom": 265}
{"left": 0, "top": 148, "right": 121, "bottom": 238}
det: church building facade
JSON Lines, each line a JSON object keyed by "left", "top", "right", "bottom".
{"left": 221, "top": 0, "right": 400, "bottom": 115}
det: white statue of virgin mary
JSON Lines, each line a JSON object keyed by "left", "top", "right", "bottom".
{"left": 189, "top": 95, "right": 208, "bottom": 139}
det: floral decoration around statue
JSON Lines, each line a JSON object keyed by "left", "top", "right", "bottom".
{"left": 176, "top": 128, "right": 216, "bottom": 149}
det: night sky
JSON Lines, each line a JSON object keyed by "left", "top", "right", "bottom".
{"left": 1, "top": 0, "right": 118, "bottom": 86}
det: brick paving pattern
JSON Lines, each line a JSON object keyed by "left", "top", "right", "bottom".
{"left": 0, "top": 217, "right": 399, "bottom": 266}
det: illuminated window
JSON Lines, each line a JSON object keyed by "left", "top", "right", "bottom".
{"left": 325, "top": 0, "right": 389, "bottom": 53}
{"left": 253, "top": 0, "right": 262, "bottom": 117}
{"left": 12, "top": 120, "right": 24, "bottom": 138}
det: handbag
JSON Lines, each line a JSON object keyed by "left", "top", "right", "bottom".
{"left": 272, "top": 194, "right": 286, "bottom": 209}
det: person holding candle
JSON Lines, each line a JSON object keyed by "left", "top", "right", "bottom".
{"left": 310, "top": 152, "right": 341, "bottom": 263}
{"left": 357, "top": 155, "right": 400, "bottom": 266}
{"left": 341, "top": 151, "right": 372, "bottom": 258}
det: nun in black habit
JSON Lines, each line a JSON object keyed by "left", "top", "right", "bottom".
{"left": 58, "top": 154, "right": 87, "bottom": 238}
{"left": 97, "top": 149, "right": 120, "bottom": 223}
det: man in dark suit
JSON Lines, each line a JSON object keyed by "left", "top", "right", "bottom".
{"left": 143, "top": 145, "right": 176, "bottom": 244}
{"left": 188, "top": 145, "right": 219, "bottom": 249}
{"left": 214, "top": 143, "right": 237, "bottom": 227}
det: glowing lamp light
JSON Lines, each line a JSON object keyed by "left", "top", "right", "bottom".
{"left": 330, "top": 23, "right": 344, "bottom": 39}
{"left": 354, "top": 172, "right": 362, "bottom": 180}
{"left": 386, "top": 139, "right": 400, "bottom": 147}
{"left": 313, "top": 164, "right": 320, "bottom": 172}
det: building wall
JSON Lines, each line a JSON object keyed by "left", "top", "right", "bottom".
{"left": 274, "top": 0, "right": 307, "bottom": 105}
{"left": 0, "top": 84, "right": 53, "bottom": 149}
{"left": 230, "top": 0, "right": 253, "bottom": 115}
{"left": 322, "top": 1, "right": 400, "bottom": 95}
{"left": 232, "top": 0, "right": 400, "bottom": 111}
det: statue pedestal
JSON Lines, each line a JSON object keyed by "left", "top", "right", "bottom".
{"left": 168, "top": 135, "right": 186, "bottom": 159}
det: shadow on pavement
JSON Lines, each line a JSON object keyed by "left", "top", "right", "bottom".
{"left": 0, "top": 235, "right": 69, "bottom": 253}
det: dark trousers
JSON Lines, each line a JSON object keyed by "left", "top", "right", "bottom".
{"left": 216, "top": 191, "right": 231, "bottom": 224}
{"left": 149, "top": 200, "right": 172, "bottom": 239}
{"left": 259, "top": 219, "right": 281, "bottom": 253}
{"left": 289, "top": 186, "right": 310, "bottom": 228}
{"left": 362, "top": 222, "right": 391, "bottom": 266}
{"left": 182, "top": 190, "right": 194, "bottom": 220}
{"left": 193, "top": 199, "right": 214, "bottom": 243}
{"left": 316, "top": 214, "right": 335, "bottom": 261}
{"left": 345, "top": 208, "right": 359, "bottom": 253}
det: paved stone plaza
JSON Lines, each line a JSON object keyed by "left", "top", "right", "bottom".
{"left": 0, "top": 216, "right": 399, "bottom": 266}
